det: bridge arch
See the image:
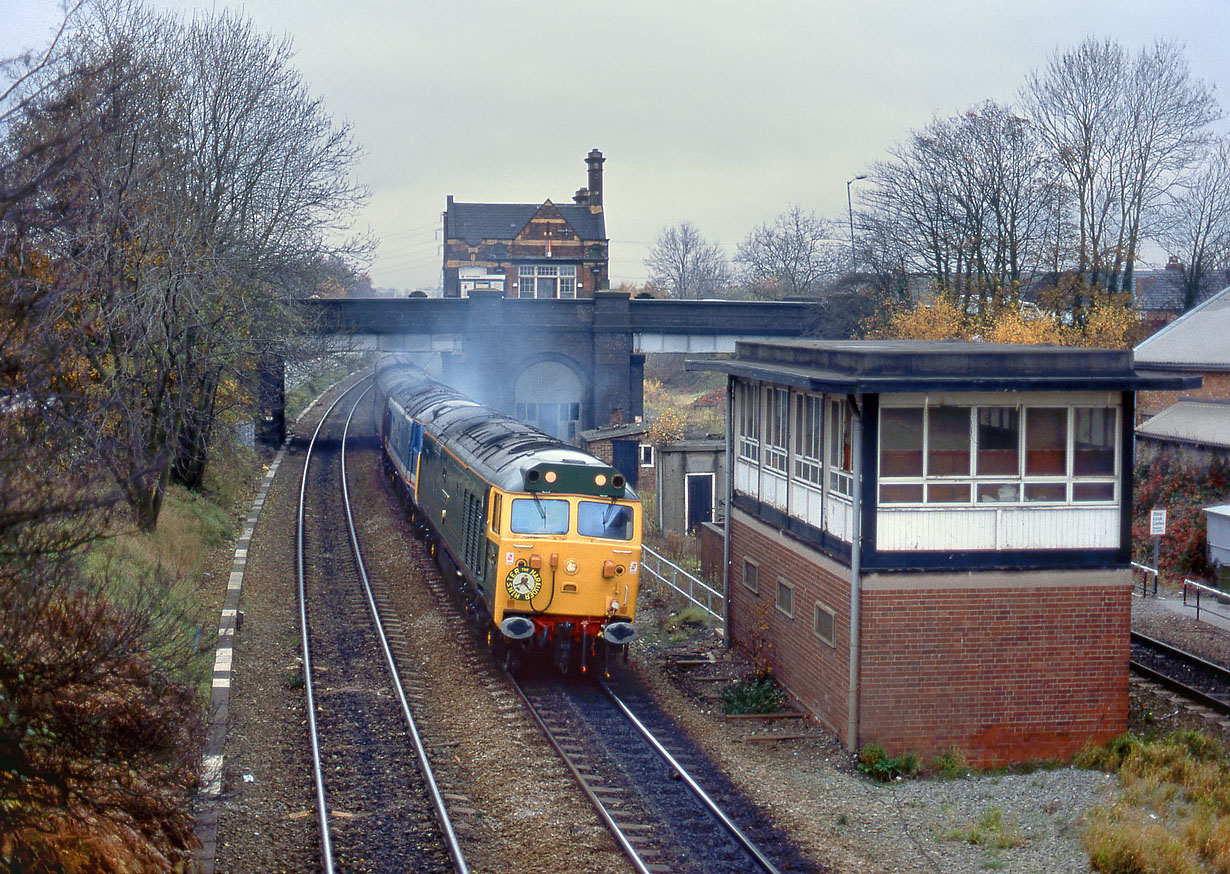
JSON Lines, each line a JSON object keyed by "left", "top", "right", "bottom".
{"left": 512, "top": 354, "right": 588, "bottom": 441}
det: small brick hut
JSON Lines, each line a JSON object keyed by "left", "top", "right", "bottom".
{"left": 693, "top": 340, "right": 1196, "bottom": 767}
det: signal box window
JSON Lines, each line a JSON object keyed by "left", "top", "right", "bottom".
{"left": 510, "top": 498, "right": 569, "bottom": 535}
{"left": 743, "top": 559, "right": 759, "bottom": 594}
{"left": 578, "top": 501, "right": 634, "bottom": 541}
{"left": 639, "top": 444, "right": 655, "bottom": 468}
{"left": 776, "top": 578, "right": 794, "bottom": 618}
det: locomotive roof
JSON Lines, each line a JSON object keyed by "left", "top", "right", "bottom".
{"left": 376, "top": 361, "right": 634, "bottom": 497}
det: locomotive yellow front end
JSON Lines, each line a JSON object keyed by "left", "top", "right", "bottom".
{"left": 487, "top": 461, "right": 641, "bottom": 672}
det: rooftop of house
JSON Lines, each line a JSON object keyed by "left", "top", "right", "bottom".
{"left": 1136, "top": 398, "right": 1230, "bottom": 450}
{"left": 689, "top": 339, "right": 1198, "bottom": 393}
{"left": 1135, "top": 284, "right": 1230, "bottom": 371}
{"left": 445, "top": 200, "right": 606, "bottom": 247}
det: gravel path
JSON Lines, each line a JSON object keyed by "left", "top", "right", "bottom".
{"left": 194, "top": 376, "right": 1230, "bottom": 873}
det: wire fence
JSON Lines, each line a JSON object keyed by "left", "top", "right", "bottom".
{"left": 640, "top": 545, "right": 724, "bottom": 625}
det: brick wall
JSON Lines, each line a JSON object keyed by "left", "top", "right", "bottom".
{"left": 1139, "top": 372, "right": 1230, "bottom": 418}
{"left": 727, "top": 511, "right": 1130, "bottom": 766}
{"left": 860, "top": 581, "right": 1129, "bottom": 767}
{"left": 728, "top": 515, "right": 852, "bottom": 741}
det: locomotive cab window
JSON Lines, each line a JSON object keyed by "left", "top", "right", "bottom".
{"left": 510, "top": 498, "right": 569, "bottom": 535}
{"left": 577, "top": 501, "right": 634, "bottom": 541}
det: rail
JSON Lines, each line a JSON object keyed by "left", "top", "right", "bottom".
{"left": 640, "top": 545, "right": 723, "bottom": 624}
{"left": 1182, "top": 578, "right": 1230, "bottom": 626}
{"left": 1131, "top": 561, "right": 1159, "bottom": 597}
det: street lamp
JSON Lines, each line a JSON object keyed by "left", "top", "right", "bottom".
{"left": 847, "top": 174, "right": 867, "bottom": 264}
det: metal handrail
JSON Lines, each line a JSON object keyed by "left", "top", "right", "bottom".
{"left": 1131, "top": 561, "right": 1158, "bottom": 597}
{"left": 1182, "top": 577, "right": 1230, "bottom": 624}
{"left": 640, "top": 545, "right": 723, "bottom": 623}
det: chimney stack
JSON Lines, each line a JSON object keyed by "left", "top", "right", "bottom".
{"left": 586, "top": 149, "right": 604, "bottom": 210}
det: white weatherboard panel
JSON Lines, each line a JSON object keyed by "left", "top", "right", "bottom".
{"left": 735, "top": 459, "right": 757, "bottom": 495}
{"left": 789, "top": 482, "right": 824, "bottom": 528}
{"left": 824, "top": 497, "right": 853, "bottom": 542}
{"left": 761, "top": 470, "right": 788, "bottom": 510}
{"left": 876, "top": 507, "right": 1120, "bottom": 551}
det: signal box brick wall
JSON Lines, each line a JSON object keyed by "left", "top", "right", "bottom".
{"left": 729, "top": 514, "right": 852, "bottom": 741}
{"left": 728, "top": 512, "right": 1131, "bottom": 766}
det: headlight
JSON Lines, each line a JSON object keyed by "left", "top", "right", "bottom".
{"left": 610, "top": 599, "right": 620, "bottom": 612}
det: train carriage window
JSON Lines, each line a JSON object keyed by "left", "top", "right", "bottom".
{"left": 578, "top": 501, "right": 634, "bottom": 541}
{"left": 510, "top": 498, "right": 570, "bottom": 535}
{"left": 491, "top": 494, "right": 502, "bottom": 534}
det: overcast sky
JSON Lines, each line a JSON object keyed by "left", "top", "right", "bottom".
{"left": 7, "top": 1, "right": 1230, "bottom": 292}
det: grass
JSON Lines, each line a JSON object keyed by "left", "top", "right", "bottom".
{"left": 938, "top": 805, "right": 1027, "bottom": 850}
{"left": 1076, "top": 729, "right": 1230, "bottom": 874}
{"left": 80, "top": 443, "right": 262, "bottom": 706}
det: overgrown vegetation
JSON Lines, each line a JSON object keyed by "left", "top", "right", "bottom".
{"left": 0, "top": 4, "right": 366, "bottom": 859}
{"left": 660, "top": 606, "right": 711, "bottom": 642}
{"left": 1133, "top": 454, "right": 1230, "bottom": 583}
{"left": 722, "top": 675, "right": 788, "bottom": 715}
{"left": 0, "top": 443, "right": 259, "bottom": 871}
{"left": 1076, "top": 730, "right": 1230, "bottom": 874}
{"left": 857, "top": 743, "right": 920, "bottom": 782}
{"left": 286, "top": 354, "right": 372, "bottom": 422}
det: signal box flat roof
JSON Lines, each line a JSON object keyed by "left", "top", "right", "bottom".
{"left": 689, "top": 339, "right": 1200, "bottom": 394}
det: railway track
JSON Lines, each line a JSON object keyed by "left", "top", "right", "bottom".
{"left": 512, "top": 668, "right": 826, "bottom": 874}
{"left": 296, "top": 379, "right": 468, "bottom": 874}
{"left": 1129, "top": 632, "right": 1230, "bottom": 718}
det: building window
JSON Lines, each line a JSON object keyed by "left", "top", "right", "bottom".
{"left": 639, "top": 443, "right": 655, "bottom": 467}
{"left": 775, "top": 578, "right": 794, "bottom": 618}
{"left": 813, "top": 601, "right": 836, "bottom": 647}
{"left": 792, "top": 392, "right": 823, "bottom": 487}
{"left": 828, "top": 398, "right": 853, "bottom": 498}
{"left": 736, "top": 381, "right": 760, "bottom": 463}
{"left": 878, "top": 403, "right": 1119, "bottom": 506}
{"left": 518, "top": 264, "right": 578, "bottom": 299}
{"left": 743, "top": 559, "right": 759, "bottom": 594}
{"left": 764, "top": 387, "right": 789, "bottom": 474}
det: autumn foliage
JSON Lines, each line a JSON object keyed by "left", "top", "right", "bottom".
{"left": 0, "top": 562, "right": 202, "bottom": 872}
{"left": 863, "top": 283, "right": 1146, "bottom": 349}
{"left": 1132, "top": 454, "right": 1230, "bottom": 582}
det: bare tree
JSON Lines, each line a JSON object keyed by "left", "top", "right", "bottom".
{"left": 644, "top": 220, "right": 730, "bottom": 299}
{"left": 13, "top": 0, "right": 368, "bottom": 527}
{"left": 1113, "top": 40, "right": 1219, "bottom": 296}
{"left": 1159, "top": 137, "right": 1230, "bottom": 310}
{"left": 860, "top": 102, "right": 1056, "bottom": 316}
{"left": 1022, "top": 37, "right": 1218, "bottom": 297}
{"left": 735, "top": 205, "right": 843, "bottom": 299}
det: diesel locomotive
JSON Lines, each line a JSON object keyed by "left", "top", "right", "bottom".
{"left": 373, "top": 359, "right": 641, "bottom": 673}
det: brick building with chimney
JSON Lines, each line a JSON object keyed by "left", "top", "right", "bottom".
{"left": 441, "top": 150, "right": 609, "bottom": 299}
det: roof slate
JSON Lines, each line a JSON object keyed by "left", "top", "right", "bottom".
{"left": 448, "top": 200, "right": 606, "bottom": 246}
{"left": 1136, "top": 399, "right": 1230, "bottom": 449}
{"left": 1135, "top": 285, "right": 1230, "bottom": 370}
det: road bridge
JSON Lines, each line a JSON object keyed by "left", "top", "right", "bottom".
{"left": 301, "top": 290, "right": 824, "bottom": 443}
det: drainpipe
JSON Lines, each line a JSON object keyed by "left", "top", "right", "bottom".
{"left": 846, "top": 394, "right": 863, "bottom": 752}
{"left": 722, "top": 375, "right": 734, "bottom": 646}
